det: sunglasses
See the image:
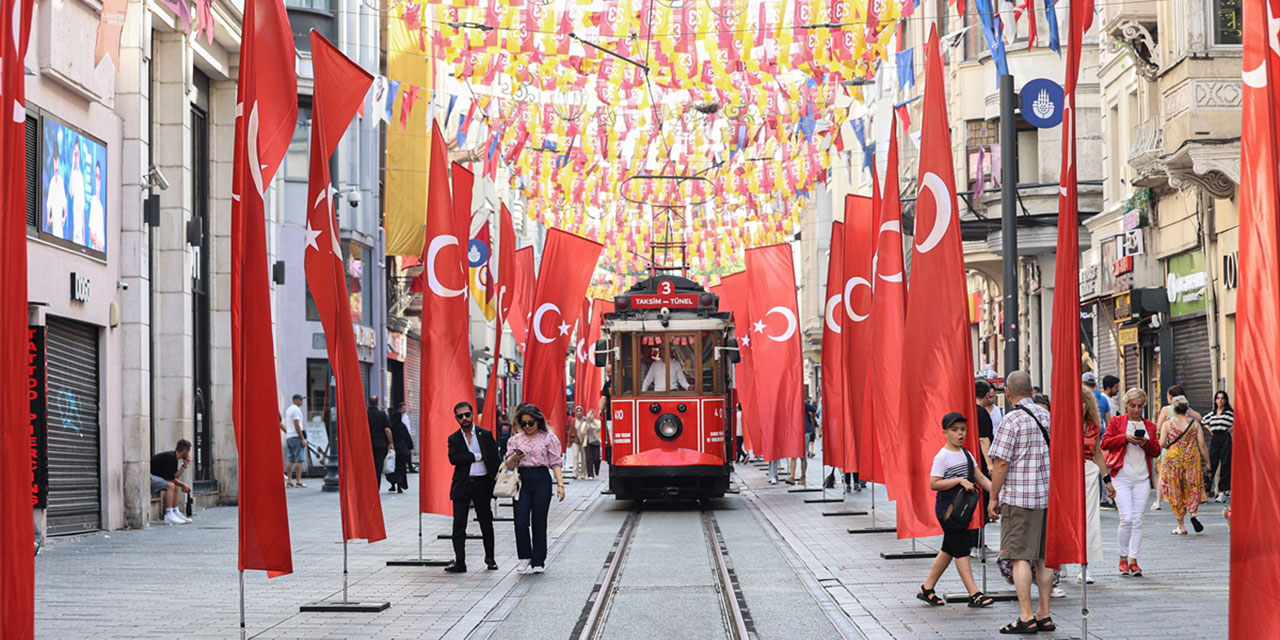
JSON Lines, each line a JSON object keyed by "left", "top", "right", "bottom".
{"left": 519, "top": 419, "right": 537, "bottom": 427}
{"left": 455, "top": 412, "right": 472, "bottom": 420}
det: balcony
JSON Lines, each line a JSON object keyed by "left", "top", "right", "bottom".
{"left": 1127, "top": 118, "right": 1166, "bottom": 188}
{"left": 1098, "top": 0, "right": 1159, "bottom": 38}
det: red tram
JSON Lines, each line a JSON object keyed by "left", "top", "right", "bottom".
{"left": 592, "top": 275, "right": 739, "bottom": 500}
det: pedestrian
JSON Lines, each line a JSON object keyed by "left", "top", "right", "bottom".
{"left": 1083, "top": 372, "right": 1112, "bottom": 424}
{"left": 1151, "top": 384, "right": 1201, "bottom": 510}
{"left": 1205, "top": 390, "right": 1233, "bottom": 501}
{"left": 583, "top": 409, "right": 602, "bottom": 478}
{"left": 1076, "top": 385, "right": 1114, "bottom": 584}
{"left": 986, "top": 371, "right": 1055, "bottom": 634}
{"left": 916, "top": 412, "right": 995, "bottom": 609}
{"left": 496, "top": 411, "right": 512, "bottom": 461}
{"left": 1159, "top": 395, "right": 1210, "bottom": 534}
{"left": 367, "top": 396, "right": 394, "bottom": 490}
{"left": 151, "top": 439, "right": 192, "bottom": 525}
{"left": 443, "top": 401, "right": 498, "bottom": 573}
{"left": 281, "top": 394, "right": 309, "bottom": 488}
{"left": 980, "top": 383, "right": 1005, "bottom": 440}
{"left": 1102, "top": 375, "right": 1121, "bottom": 427}
{"left": 568, "top": 406, "right": 585, "bottom": 478}
{"left": 1100, "top": 388, "right": 1161, "bottom": 577}
{"left": 789, "top": 398, "right": 816, "bottom": 485}
{"left": 388, "top": 401, "right": 414, "bottom": 493}
{"left": 599, "top": 363, "right": 613, "bottom": 465}
{"left": 735, "top": 403, "right": 747, "bottom": 464}
{"left": 503, "top": 403, "right": 566, "bottom": 574}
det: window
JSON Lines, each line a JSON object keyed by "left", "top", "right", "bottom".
{"left": 283, "top": 103, "right": 310, "bottom": 181}
{"left": 618, "top": 334, "right": 636, "bottom": 394}
{"left": 638, "top": 334, "right": 696, "bottom": 394}
{"left": 1214, "top": 0, "right": 1242, "bottom": 45}
{"left": 965, "top": 119, "right": 998, "bottom": 195}
{"left": 700, "top": 332, "right": 720, "bottom": 393}
{"left": 25, "top": 115, "right": 36, "bottom": 229}
{"left": 306, "top": 241, "right": 373, "bottom": 326}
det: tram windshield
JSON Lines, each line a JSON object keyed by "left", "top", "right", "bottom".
{"left": 611, "top": 332, "right": 725, "bottom": 396}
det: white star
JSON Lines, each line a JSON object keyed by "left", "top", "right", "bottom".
{"left": 753, "top": 319, "right": 766, "bottom": 334}
{"left": 305, "top": 220, "right": 322, "bottom": 252}
{"left": 740, "top": 334, "right": 751, "bottom": 347}
{"left": 557, "top": 321, "right": 571, "bottom": 336}
{"left": 1269, "top": 2, "right": 1280, "bottom": 57}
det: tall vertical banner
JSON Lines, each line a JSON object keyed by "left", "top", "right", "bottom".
{"left": 231, "top": 0, "right": 297, "bottom": 576}
{"left": 893, "top": 27, "right": 980, "bottom": 539}
{"left": 867, "top": 113, "right": 907, "bottom": 498}
{"left": 578, "top": 299, "right": 614, "bottom": 418}
{"left": 304, "top": 32, "right": 385, "bottom": 543}
{"left": 1, "top": 0, "right": 35, "bottom": 633}
{"left": 841, "top": 195, "right": 875, "bottom": 477}
{"left": 1233, "top": 0, "right": 1280, "bottom": 635}
{"left": 573, "top": 297, "right": 592, "bottom": 412}
{"left": 745, "top": 244, "right": 805, "bottom": 462}
{"left": 420, "top": 123, "right": 475, "bottom": 516}
{"left": 715, "top": 272, "right": 761, "bottom": 454}
{"left": 522, "top": 230, "right": 603, "bottom": 443}
{"left": 480, "top": 204, "right": 517, "bottom": 433}
{"left": 820, "top": 221, "right": 847, "bottom": 470}
{"left": 508, "top": 246, "right": 536, "bottom": 355}
{"left": 1044, "top": 0, "right": 1088, "bottom": 569}
{"left": 384, "top": 2, "right": 433, "bottom": 256}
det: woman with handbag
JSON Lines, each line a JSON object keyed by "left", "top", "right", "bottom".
{"left": 502, "top": 403, "right": 566, "bottom": 574}
{"left": 1159, "top": 396, "right": 1210, "bottom": 534}
{"left": 1100, "top": 388, "right": 1162, "bottom": 577}
{"left": 917, "top": 412, "right": 994, "bottom": 608}
{"left": 1075, "top": 386, "right": 1115, "bottom": 584}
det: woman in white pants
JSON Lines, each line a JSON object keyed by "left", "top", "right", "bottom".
{"left": 1078, "top": 386, "right": 1116, "bottom": 583}
{"left": 1100, "top": 388, "right": 1162, "bottom": 577}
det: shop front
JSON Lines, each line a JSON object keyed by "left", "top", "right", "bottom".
{"left": 1164, "top": 251, "right": 1214, "bottom": 413}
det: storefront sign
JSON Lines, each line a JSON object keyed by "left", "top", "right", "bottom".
{"left": 1118, "top": 326, "right": 1139, "bottom": 346}
{"left": 1121, "top": 229, "right": 1145, "bottom": 257}
{"left": 387, "top": 330, "right": 407, "bottom": 362}
{"left": 1114, "top": 292, "right": 1132, "bottom": 322}
{"left": 1079, "top": 264, "right": 1099, "bottom": 297}
{"left": 1122, "top": 209, "right": 1143, "bottom": 232}
{"left": 28, "top": 326, "right": 48, "bottom": 509}
{"left": 1165, "top": 251, "right": 1208, "bottom": 317}
{"left": 354, "top": 324, "right": 377, "bottom": 350}
{"left": 1113, "top": 255, "right": 1134, "bottom": 276}
{"left": 70, "top": 273, "right": 90, "bottom": 303}
{"left": 1223, "top": 251, "right": 1239, "bottom": 290}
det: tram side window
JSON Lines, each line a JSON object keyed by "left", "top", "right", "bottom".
{"left": 618, "top": 333, "right": 636, "bottom": 394}
{"left": 700, "top": 332, "right": 719, "bottom": 393}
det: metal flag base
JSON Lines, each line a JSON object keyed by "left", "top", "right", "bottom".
{"left": 881, "top": 540, "right": 935, "bottom": 560}
{"left": 942, "top": 591, "right": 1019, "bottom": 603}
{"left": 302, "top": 541, "right": 390, "bottom": 613}
{"left": 822, "top": 509, "right": 868, "bottom": 516}
{"left": 846, "top": 481, "right": 892, "bottom": 532}
{"left": 788, "top": 487, "right": 822, "bottom": 493}
{"left": 437, "top": 533, "right": 483, "bottom": 540}
{"left": 389, "top": 513, "right": 452, "bottom": 567}
{"left": 943, "top": 525, "right": 1016, "bottom": 602}
{"left": 806, "top": 497, "right": 845, "bottom": 503}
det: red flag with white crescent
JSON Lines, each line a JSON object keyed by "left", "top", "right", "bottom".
{"left": 419, "top": 122, "right": 475, "bottom": 516}
{"left": 841, "top": 195, "right": 876, "bottom": 478}
{"left": 508, "top": 246, "right": 536, "bottom": 355}
{"left": 480, "top": 204, "right": 517, "bottom": 433}
{"left": 821, "top": 222, "right": 847, "bottom": 470}
{"left": 893, "top": 26, "right": 980, "bottom": 539}
{"left": 1232, "top": 0, "right": 1280, "bottom": 634}
{"left": 715, "top": 272, "right": 761, "bottom": 454}
{"left": 577, "top": 299, "right": 614, "bottom": 419}
{"left": 573, "top": 297, "right": 592, "bottom": 413}
{"left": 745, "top": 244, "right": 805, "bottom": 462}
{"left": 231, "top": 0, "right": 297, "bottom": 576}
{"left": 1045, "top": 0, "right": 1088, "bottom": 569}
{"left": 522, "top": 230, "right": 603, "bottom": 443}
{"left": 304, "top": 32, "right": 384, "bottom": 542}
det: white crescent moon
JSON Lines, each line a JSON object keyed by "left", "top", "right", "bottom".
{"left": 247, "top": 103, "right": 265, "bottom": 197}
{"left": 915, "top": 172, "right": 952, "bottom": 254}
{"left": 533, "top": 302, "right": 561, "bottom": 344}
{"left": 427, "top": 235, "right": 466, "bottom": 298}
{"left": 843, "top": 276, "right": 872, "bottom": 322}
{"left": 824, "top": 294, "right": 843, "bottom": 334}
{"left": 497, "top": 284, "right": 509, "bottom": 315}
{"left": 576, "top": 338, "right": 588, "bottom": 363}
{"left": 875, "top": 220, "right": 904, "bottom": 284}
{"left": 764, "top": 306, "right": 797, "bottom": 342}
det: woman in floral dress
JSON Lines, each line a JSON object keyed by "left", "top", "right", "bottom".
{"left": 1159, "top": 395, "right": 1210, "bottom": 535}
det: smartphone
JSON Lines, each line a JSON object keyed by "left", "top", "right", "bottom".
{"left": 1134, "top": 429, "right": 1146, "bottom": 439}
{"left": 512, "top": 449, "right": 524, "bottom": 456}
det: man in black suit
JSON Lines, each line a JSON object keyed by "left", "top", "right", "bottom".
{"left": 446, "top": 401, "right": 499, "bottom": 573}
{"left": 368, "top": 396, "right": 394, "bottom": 490}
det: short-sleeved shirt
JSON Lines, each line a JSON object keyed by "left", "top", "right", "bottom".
{"left": 1206, "top": 409, "right": 1234, "bottom": 431}
{"left": 931, "top": 447, "right": 974, "bottom": 506}
{"left": 803, "top": 402, "right": 818, "bottom": 433}
{"left": 987, "top": 398, "right": 1051, "bottom": 510}
{"left": 284, "top": 404, "right": 305, "bottom": 438}
{"left": 1093, "top": 391, "right": 1111, "bottom": 421}
{"left": 506, "top": 429, "right": 564, "bottom": 468}
{"left": 151, "top": 451, "right": 179, "bottom": 481}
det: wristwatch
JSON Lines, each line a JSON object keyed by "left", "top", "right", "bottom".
{"left": 1102, "top": 475, "right": 1113, "bottom": 485}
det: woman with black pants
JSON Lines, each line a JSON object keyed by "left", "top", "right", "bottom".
{"left": 1205, "top": 391, "right": 1233, "bottom": 500}
{"left": 503, "top": 403, "right": 566, "bottom": 574}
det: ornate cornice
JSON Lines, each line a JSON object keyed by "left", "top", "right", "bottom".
{"left": 1108, "top": 20, "right": 1161, "bottom": 81}
{"left": 1162, "top": 140, "right": 1241, "bottom": 200}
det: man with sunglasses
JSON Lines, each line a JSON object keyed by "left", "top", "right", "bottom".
{"left": 445, "top": 401, "right": 499, "bottom": 573}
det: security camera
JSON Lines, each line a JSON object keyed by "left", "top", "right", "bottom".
{"left": 116, "top": 280, "right": 129, "bottom": 291}
{"left": 147, "top": 166, "right": 170, "bottom": 191}
{"left": 659, "top": 307, "right": 671, "bottom": 327}
{"left": 346, "top": 189, "right": 362, "bottom": 208}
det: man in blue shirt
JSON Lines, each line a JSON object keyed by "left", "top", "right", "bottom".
{"left": 1083, "top": 372, "right": 1111, "bottom": 425}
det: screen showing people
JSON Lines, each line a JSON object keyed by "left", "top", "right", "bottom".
{"left": 640, "top": 334, "right": 695, "bottom": 393}
{"left": 41, "top": 117, "right": 108, "bottom": 254}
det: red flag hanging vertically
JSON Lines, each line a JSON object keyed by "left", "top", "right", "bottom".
{"left": 573, "top": 297, "right": 593, "bottom": 412}
{"left": 522, "top": 230, "right": 603, "bottom": 443}
{"left": 480, "top": 204, "right": 517, "bottom": 433}
{"left": 841, "top": 195, "right": 875, "bottom": 477}
{"left": 867, "top": 113, "right": 907, "bottom": 499}
{"left": 1, "top": 0, "right": 35, "bottom": 633}
{"left": 420, "top": 123, "right": 475, "bottom": 516}
{"left": 304, "top": 32, "right": 384, "bottom": 543}
{"left": 894, "top": 26, "right": 980, "bottom": 539}
{"left": 231, "top": 0, "right": 297, "bottom": 576}
{"left": 745, "top": 244, "right": 805, "bottom": 462}
{"left": 578, "top": 299, "right": 614, "bottom": 419}
{"left": 716, "top": 272, "right": 761, "bottom": 455}
{"left": 1232, "top": 0, "right": 1280, "bottom": 635}
{"left": 1044, "top": 0, "right": 1088, "bottom": 569}
{"left": 508, "top": 246, "right": 536, "bottom": 354}
{"left": 821, "top": 222, "right": 847, "bottom": 471}
{"left": 452, "top": 162, "right": 475, "bottom": 305}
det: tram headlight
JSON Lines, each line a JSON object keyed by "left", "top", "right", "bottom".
{"left": 655, "top": 413, "right": 683, "bottom": 441}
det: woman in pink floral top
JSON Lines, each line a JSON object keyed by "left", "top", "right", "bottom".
{"left": 503, "top": 403, "right": 565, "bottom": 574}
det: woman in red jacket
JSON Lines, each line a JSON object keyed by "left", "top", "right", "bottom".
{"left": 1100, "top": 388, "right": 1162, "bottom": 577}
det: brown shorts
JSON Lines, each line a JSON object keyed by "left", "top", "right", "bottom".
{"left": 999, "top": 505, "right": 1047, "bottom": 561}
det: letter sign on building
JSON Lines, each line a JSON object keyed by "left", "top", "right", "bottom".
{"left": 70, "top": 273, "right": 91, "bottom": 303}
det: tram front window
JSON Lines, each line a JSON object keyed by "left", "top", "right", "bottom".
{"left": 639, "top": 334, "right": 692, "bottom": 393}
{"left": 700, "top": 332, "right": 719, "bottom": 393}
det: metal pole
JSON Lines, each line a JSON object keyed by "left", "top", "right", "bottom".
{"left": 1082, "top": 562, "right": 1090, "bottom": 639}
{"left": 239, "top": 570, "right": 246, "bottom": 640}
{"left": 342, "top": 540, "right": 349, "bottom": 604}
{"left": 870, "top": 481, "right": 877, "bottom": 527}
{"left": 1000, "top": 73, "right": 1020, "bottom": 374}
{"left": 980, "top": 525, "right": 988, "bottom": 593}
{"left": 417, "top": 512, "right": 423, "bottom": 562}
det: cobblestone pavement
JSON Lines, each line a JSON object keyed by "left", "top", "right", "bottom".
{"left": 36, "top": 451, "right": 1228, "bottom": 639}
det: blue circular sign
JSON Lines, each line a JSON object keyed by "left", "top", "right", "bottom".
{"left": 1021, "top": 78, "right": 1065, "bottom": 129}
{"left": 467, "top": 239, "right": 490, "bottom": 267}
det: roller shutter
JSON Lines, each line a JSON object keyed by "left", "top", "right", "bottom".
{"left": 1095, "top": 303, "right": 1118, "bottom": 381}
{"left": 45, "top": 317, "right": 101, "bottom": 536}
{"left": 1123, "top": 343, "right": 1140, "bottom": 394}
{"left": 1171, "top": 315, "right": 1213, "bottom": 415}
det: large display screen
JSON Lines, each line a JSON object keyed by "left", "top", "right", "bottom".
{"left": 40, "top": 117, "right": 107, "bottom": 255}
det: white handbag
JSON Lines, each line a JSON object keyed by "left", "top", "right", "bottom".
{"left": 493, "top": 467, "right": 522, "bottom": 498}
{"left": 382, "top": 450, "right": 396, "bottom": 475}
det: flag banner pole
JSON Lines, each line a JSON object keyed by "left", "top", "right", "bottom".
{"left": 822, "top": 472, "right": 869, "bottom": 515}
{"left": 805, "top": 464, "right": 844, "bottom": 503}
{"left": 847, "top": 481, "right": 894, "bottom": 533}
{"left": 1081, "top": 562, "right": 1089, "bottom": 639}
{"left": 387, "top": 512, "right": 450, "bottom": 566}
{"left": 239, "top": 570, "right": 246, "bottom": 640}
{"left": 299, "top": 529, "right": 390, "bottom": 612}
{"left": 944, "top": 525, "right": 1018, "bottom": 603}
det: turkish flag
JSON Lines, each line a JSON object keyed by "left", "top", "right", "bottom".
{"left": 1232, "top": 0, "right": 1280, "bottom": 635}
{"left": 1045, "top": 0, "right": 1088, "bottom": 569}
{"left": 304, "top": 33, "right": 384, "bottom": 543}
{"left": 841, "top": 195, "right": 880, "bottom": 480}
{"left": 522, "top": 230, "right": 603, "bottom": 443}
{"left": 452, "top": 162, "right": 475, "bottom": 310}
{"left": 821, "top": 221, "right": 847, "bottom": 470}
{"left": 867, "top": 113, "right": 908, "bottom": 499}
{"left": 508, "top": 246, "right": 536, "bottom": 355}
{"left": 419, "top": 122, "right": 475, "bottom": 516}
{"left": 893, "top": 27, "right": 980, "bottom": 539}
{"left": 1, "top": 0, "right": 35, "bottom": 632}
{"left": 745, "top": 244, "right": 805, "bottom": 462}
{"left": 573, "top": 297, "right": 592, "bottom": 413}
{"left": 715, "top": 272, "right": 761, "bottom": 454}
{"left": 231, "top": 0, "right": 297, "bottom": 576}
{"left": 577, "top": 299, "right": 614, "bottom": 420}
{"left": 480, "top": 205, "right": 517, "bottom": 433}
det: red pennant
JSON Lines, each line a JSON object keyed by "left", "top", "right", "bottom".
{"left": 840, "top": 195, "right": 873, "bottom": 476}
{"left": 821, "top": 221, "right": 847, "bottom": 470}
{"left": 231, "top": 0, "right": 297, "bottom": 576}
{"left": 508, "top": 246, "right": 536, "bottom": 355}
{"left": 480, "top": 205, "right": 518, "bottom": 433}
{"left": 745, "top": 244, "right": 805, "bottom": 461}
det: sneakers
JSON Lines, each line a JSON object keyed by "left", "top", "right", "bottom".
{"left": 163, "top": 511, "right": 187, "bottom": 525}
{"left": 486, "top": 559, "right": 498, "bottom": 571}
{"left": 1050, "top": 587, "right": 1066, "bottom": 598}
{"left": 1118, "top": 558, "right": 1130, "bottom": 576}
{"left": 768, "top": 478, "right": 778, "bottom": 485}
{"left": 1214, "top": 493, "right": 1225, "bottom": 503}
{"left": 1151, "top": 499, "right": 1163, "bottom": 510}
{"left": 1128, "top": 561, "right": 1143, "bottom": 577}
{"left": 515, "top": 561, "right": 530, "bottom": 574}
{"left": 1075, "top": 568, "right": 1094, "bottom": 584}
{"left": 531, "top": 565, "right": 546, "bottom": 574}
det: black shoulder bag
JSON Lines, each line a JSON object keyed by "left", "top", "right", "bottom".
{"left": 942, "top": 449, "right": 979, "bottom": 530}
{"left": 1015, "top": 404, "right": 1051, "bottom": 446}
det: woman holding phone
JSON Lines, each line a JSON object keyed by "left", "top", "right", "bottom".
{"left": 1101, "top": 388, "right": 1162, "bottom": 577}
{"left": 503, "top": 403, "right": 566, "bottom": 574}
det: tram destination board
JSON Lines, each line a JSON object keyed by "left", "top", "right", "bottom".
{"left": 630, "top": 280, "right": 700, "bottom": 309}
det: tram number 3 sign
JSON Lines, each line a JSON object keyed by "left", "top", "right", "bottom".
{"left": 632, "top": 280, "right": 699, "bottom": 309}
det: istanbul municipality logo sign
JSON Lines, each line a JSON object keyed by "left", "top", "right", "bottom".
{"left": 1021, "top": 78, "right": 1065, "bottom": 129}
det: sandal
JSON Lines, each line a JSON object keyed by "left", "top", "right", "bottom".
{"left": 1172, "top": 528, "right": 1187, "bottom": 535}
{"left": 1037, "top": 617, "right": 1056, "bottom": 632}
{"left": 916, "top": 585, "right": 945, "bottom": 606}
{"left": 1000, "top": 618, "right": 1040, "bottom": 634}
{"left": 968, "top": 591, "right": 995, "bottom": 608}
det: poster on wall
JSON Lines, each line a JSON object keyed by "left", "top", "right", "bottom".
{"left": 40, "top": 116, "right": 108, "bottom": 255}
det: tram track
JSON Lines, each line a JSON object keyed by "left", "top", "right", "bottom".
{"left": 574, "top": 504, "right": 755, "bottom": 640}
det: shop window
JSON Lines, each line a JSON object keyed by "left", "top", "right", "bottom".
{"left": 1214, "top": 0, "right": 1242, "bottom": 45}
